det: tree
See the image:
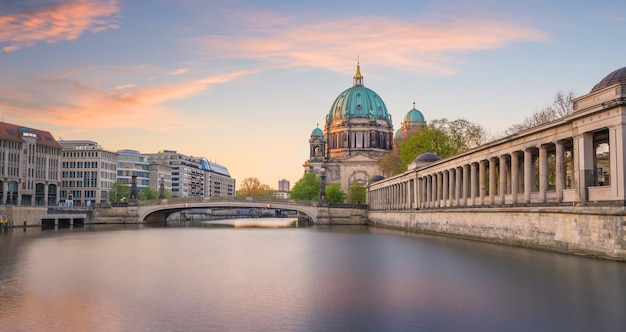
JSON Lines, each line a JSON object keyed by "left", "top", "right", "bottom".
{"left": 504, "top": 90, "right": 575, "bottom": 136}
{"left": 290, "top": 172, "right": 321, "bottom": 200}
{"left": 378, "top": 148, "right": 404, "bottom": 177}
{"left": 347, "top": 181, "right": 366, "bottom": 204}
{"left": 326, "top": 183, "right": 345, "bottom": 203}
{"left": 109, "top": 181, "right": 130, "bottom": 202}
{"left": 399, "top": 118, "right": 490, "bottom": 171}
{"left": 237, "top": 177, "right": 273, "bottom": 197}
{"left": 139, "top": 187, "right": 159, "bottom": 200}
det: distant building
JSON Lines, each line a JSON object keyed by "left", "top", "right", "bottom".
{"left": 277, "top": 179, "right": 290, "bottom": 199}
{"left": 117, "top": 149, "right": 149, "bottom": 193}
{"left": 59, "top": 140, "right": 117, "bottom": 205}
{"left": 0, "top": 122, "right": 62, "bottom": 206}
{"left": 145, "top": 150, "right": 235, "bottom": 198}
{"left": 197, "top": 157, "right": 235, "bottom": 197}
{"left": 149, "top": 162, "right": 172, "bottom": 195}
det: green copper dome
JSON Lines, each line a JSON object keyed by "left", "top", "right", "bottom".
{"left": 404, "top": 103, "right": 425, "bottom": 123}
{"left": 311, "top": 127, "right": 324, "bottom": 137}
{"left": 327, "top": 63, "right": 391, "bottom": 122}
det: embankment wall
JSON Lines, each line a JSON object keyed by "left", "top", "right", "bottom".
{"left": 368, "top": 207, "right": 626, "bottom": 260}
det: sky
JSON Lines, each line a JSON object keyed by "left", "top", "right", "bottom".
{"left": 1, "top": 0, "right": 626, "bottom": 189}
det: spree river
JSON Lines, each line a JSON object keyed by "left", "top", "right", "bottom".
{"left": 1, "top": 219, "right": 625, "bottom": 332}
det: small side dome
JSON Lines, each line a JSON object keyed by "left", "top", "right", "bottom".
{"left": 395, "top": 128, "right": 402, "bottom": 139}
{"left": 404, "top": 107, "right": 425, "bottom": 123}
{"left": 591, "top": 67, "right": 626, "bottom": 92}
{"left": 311, "top": 127, "right": 324, "bottom": 137}
{"left": 369, "top": 175, "right": 385, "bottom": 183}
{"left": 408, "top": 152, "right": 441, "bottom": 170}
{"left": 414, "top": 152, "right": 440, "bottom": 163}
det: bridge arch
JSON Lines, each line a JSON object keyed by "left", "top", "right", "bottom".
{"left": 137, "top": 198, "right": 319, "bottom": 224}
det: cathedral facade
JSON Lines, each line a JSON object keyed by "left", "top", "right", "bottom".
{"left": 304, "top": 63, "right": 395, "bottom": 194}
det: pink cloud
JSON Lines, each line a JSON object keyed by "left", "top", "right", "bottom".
{"left": 0, "top": 69, "right": 254, "bottom": 129}
{"left": 170, "top": 68, "right": 189, "bottom": 76}
{"left": 191, "top": 14, "right": 548, "bottom": 75}
{"left": 0, "top": 0, "right": 119, "bottom": 52}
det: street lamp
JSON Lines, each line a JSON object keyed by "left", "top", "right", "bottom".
{"left": 320, "top": 167, "right": 327, "bottom": 204}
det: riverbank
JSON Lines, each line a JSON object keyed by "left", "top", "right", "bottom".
{"left": 368, "top": 207, "right": 626, "bottom": 261}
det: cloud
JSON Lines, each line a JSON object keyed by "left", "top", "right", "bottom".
{"left": 0, "top": 0, "right": 119, "bottom": 52}
{"left": 170, "top": 68, "right": 189, "bottom": 76}
{"left": 0, "top": 69, "right": 254, "bottom": 129}
{"left": 111, "top": 83, "right": 135, "bottom": 91}
{"left": 190, "top": 13, "right": 548, "bottom": 76}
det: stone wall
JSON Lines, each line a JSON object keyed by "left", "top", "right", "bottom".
{"left": 368, "top": 207, "right": 626, "bottom": 260}
{"left": 1, "top": 206, "right": 48, "bottom": 226}
{"left": 316, "top": 206, "right": 368, "bottom": 225}
{"left": 92, "top": 205, "right": 140, "bottom": 224}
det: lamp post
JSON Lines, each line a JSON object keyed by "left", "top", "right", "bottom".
{"left": 320, "top": 167, "right": 327, "bottom": 204}
{"left": 159, "top": 176, "right": 165, "bottom": 199}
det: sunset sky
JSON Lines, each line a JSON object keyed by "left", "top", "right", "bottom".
{"left": 1, "top": 0, "right": 626, "bottom": 189}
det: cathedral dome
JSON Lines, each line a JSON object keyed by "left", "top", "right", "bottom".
{"left": 403, "top": 104, "right": 425, "bottom": 123}
{"left": 311, "top": 127, "right": 324, "bottom": 137}
{"left": 591, "top": 66, "right": 626, "bottom": 92}
{"left": 327, "top": 63, "right": 391, "bottom": 122}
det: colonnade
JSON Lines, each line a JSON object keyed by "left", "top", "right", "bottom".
{"left": 368, "top": 104, "right": 626, "bottom": 211}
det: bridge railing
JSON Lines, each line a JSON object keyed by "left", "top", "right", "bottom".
{"left": 136, "top": 196, "right": 319, "bottom": 207}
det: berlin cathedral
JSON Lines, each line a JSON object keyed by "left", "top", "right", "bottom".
{"left": 304, "top": 63, "right": 425, "bottom": 194}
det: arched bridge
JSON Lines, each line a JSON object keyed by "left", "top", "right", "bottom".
{"left": 138, "top": 197, "right": 321, "bottom": 223}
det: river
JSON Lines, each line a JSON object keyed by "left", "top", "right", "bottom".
{"left": 1, "top": 219, "right": 625, "bottom": 331}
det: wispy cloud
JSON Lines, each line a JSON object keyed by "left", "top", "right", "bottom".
{"left": 170, "top": 68, "right": 189, "bottom": 76}
{"left": 0, "top": 0, "right": 119, "bottom": 52}
{"left": 111, "top": 83, "right": 135, "bottom": 91}
{"left": 0, "top": 69, "right": 254, "bottom": 129}
{"left": 190, "top": 13, "right": 547, "bottom": 75}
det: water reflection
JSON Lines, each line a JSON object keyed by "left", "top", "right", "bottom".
{"left": 0, "top": 220, "right": 624, "bottom": 332}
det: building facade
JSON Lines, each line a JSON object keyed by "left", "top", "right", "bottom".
{"left": 304, "top": 63, "right": 394, "bottom": 193}
{"left": 117, "top": 149, "right": 150, "bottom": 192}
{"left": 0, "top": 122, "right": 61, "bottom": 206}
{"left": 198, "top": 158, "right": 236, "bottom": 197}
{"left": 59, "top": 140, "right": 117, "bottom": 205}
{"left": 146, "top": 151, "right": 235, "bottom": 198}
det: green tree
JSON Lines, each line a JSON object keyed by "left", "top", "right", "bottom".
{"left": 399, "top": 118, "right": 489, "bottom": 170}
{"left": 139, "top": 187, "right": 159, "bottom": 200}
{"left": 109, "top": 181, "right": 130, "bottom": 202}
{"left": 347, "top": 181, "right": 366, "bottom": 204}
{"left": 326, "top": 183, "right": 345, "bottom": 203}
{"left": 289, "top": 172, "right": 321, "bottom": 200}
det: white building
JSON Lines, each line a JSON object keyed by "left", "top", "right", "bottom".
{"left": 59, "top": 140, "right": 117, "bottom": 205}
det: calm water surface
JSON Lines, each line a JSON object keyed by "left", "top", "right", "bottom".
{"left": 1, "top": 219, "right": 625, "bottom": 332}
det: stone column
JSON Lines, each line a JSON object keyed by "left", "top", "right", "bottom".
{"left": 489, "top": 157, "right": 497, "bottom": 205}
{"left": 555, "top": 141, "right": 565, "bottom": 202}
{"left": 463, "top": 164, "right": 470, "bottom": 206}
{"left": 425, "top": 175, "right": 433, "bottom": 208}
{"left": 470, "top": 162, "right": 478, "bottom": 206}
{"left": 442, "top": 170, "right": 449, "bottom": 208}
{"left": 511, "top": 152, "right": 519, "bottom": 204}
{"left": 499, "top": 155, "right": 507, "bottom": 204}
{"left": 455, "top": 167, "right": 462, "bottom": 207}
{"left": 524, "top": 148, "right": 533, "bottom": 203}
{"left": 448, "top": 168, "right": 455, "bottom": 207}
{"left": 539, "top": 144, "right": 549, "bottom": 203}
{"left": 436, "top": 172, "right": 443, "bottom": 207}
{"left": 574, "top": 133, "right": 594, "bottom": 202}
{"left": 609, "top": 124, "right": 626, "bottom": 200}
{"left": 479, "top": 160, "right": 487, "bottom": 205}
